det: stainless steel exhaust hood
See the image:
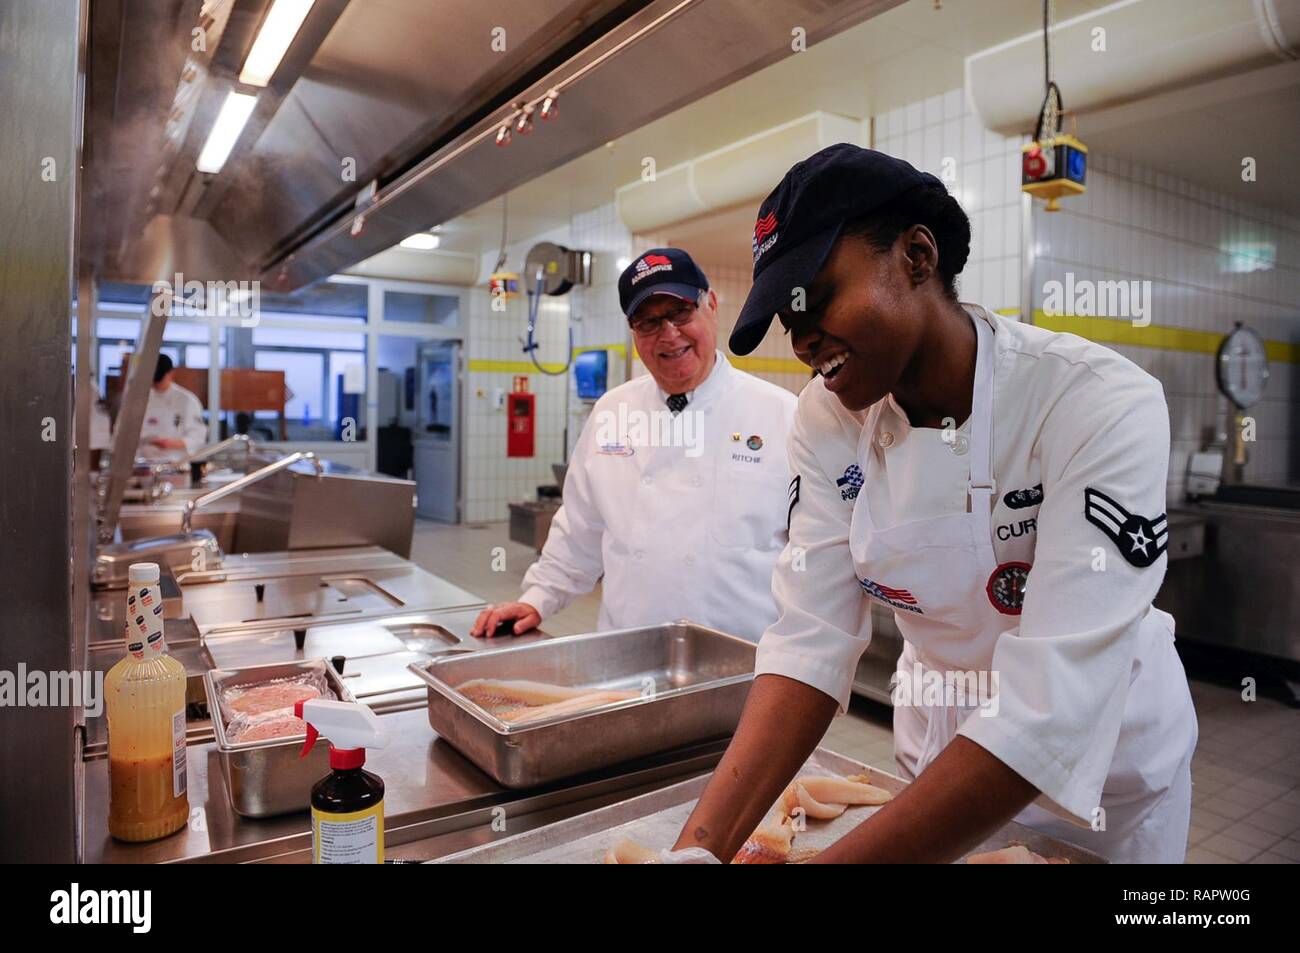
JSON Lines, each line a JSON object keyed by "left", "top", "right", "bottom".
{"left": 83, "top": 0, "right": 900, "bottom": 291}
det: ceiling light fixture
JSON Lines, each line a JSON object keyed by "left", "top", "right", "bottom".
{"left": 240, "top": 0, "right": 316, "bottom": 87}
{"left": 495, "top": 124, "right": 512, "bottom": 147}
{"left": 540, "top": 89, "right": 560, "bottom": 121}
{"left": 400, "top": 232, "right": 441, "bottom": 251}
{"left": 196, "top": 91, "right": 258, "bottom": 173}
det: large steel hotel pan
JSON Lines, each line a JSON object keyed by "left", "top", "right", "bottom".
{"left": 410, "top": 622, "right": 757, "bottom": 788}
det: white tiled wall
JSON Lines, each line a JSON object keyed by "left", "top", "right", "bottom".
{"left": 463, "top": 224, "right": 572, "bottom": 523}
{"left": 874, "top": 88, "right": 1026, "bottom": 317}
{"left": 1031, "top": 154, "right": 1300, "bottom": 498}
{"left": 462, "top": 203, "right": 641, "bottom": 522}
{"left": 460, "top": 93, "right": 1298, "bottom": 521}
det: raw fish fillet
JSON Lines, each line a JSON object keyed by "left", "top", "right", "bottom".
{"left": 457, "top": 678, "right": 639, "bottom": 723}
{"left": 732, "top": 816, "right": 794, "bottom": 864}
{"left": 604, "top": 837, "right": 661, "bottom": 864}
{"left": 967, "top": 844, "right": 1069, "bottom": 864}
{"left": 780, "top": 774, "right": 894, "bottom": 819}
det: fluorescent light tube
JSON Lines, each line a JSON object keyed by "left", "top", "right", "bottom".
{"left": 239, "top": 0, "right": 316, "bottom": 87}
{"left": 196, "top": 91, "right": 258, "bottom": 173}
{"left": 400, "top": 233, "right": 441, "bottom": 251}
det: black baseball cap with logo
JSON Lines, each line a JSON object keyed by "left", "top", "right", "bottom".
{"left": 618, "top": 247, "right": 710, "bottom": 318}
{"left": 730, "top": 143, "right": 944, "bottom": 355}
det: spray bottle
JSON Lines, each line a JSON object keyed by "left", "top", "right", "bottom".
{"left": 296, "top": 698, "right": 390, "bottom": 864}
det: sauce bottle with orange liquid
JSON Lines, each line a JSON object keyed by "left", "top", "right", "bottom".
{"left": 105, "top": 562, "right": 189, "bottom": 841}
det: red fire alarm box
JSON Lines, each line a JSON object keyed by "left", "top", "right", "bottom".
{"left": 508, "top": 391, "right": 535, "bottom": 458}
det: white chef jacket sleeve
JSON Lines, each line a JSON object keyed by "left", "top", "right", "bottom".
{"left": 519, "top": 419, "right": 606, "bottom": 620}
{"left": 753, "top": 395, "right": 871, "bottom": 712}
{"left": 180, "top": 390, "right": 208, "bottom": 454}
{"left": 959, "top": 369, "right": 1172, "bottom": 821}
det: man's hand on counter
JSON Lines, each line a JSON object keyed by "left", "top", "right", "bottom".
{"left": 470, "top": 601, "right": 542, "bottom": 638}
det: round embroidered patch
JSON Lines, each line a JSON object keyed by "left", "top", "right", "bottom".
{"left": 986, "top": 561, "right": 1032, "bottom": 615}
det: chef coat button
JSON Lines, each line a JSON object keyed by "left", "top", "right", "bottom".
{"left": 684, "top": 554, "right": 695, "bottom": 566}
{"left": 634, "top": 550, "right": 644, "bottom": 560}
{"left": 642, "top": 476, "right": 652, "bottom": 486}
{"left": 949, "top": 435, "right": 970, "bottom": 455}
{"left": 878, "top": 431, "right": 895, "bottom": 449}
{"left": 691, "top": 476, "right": 703, "bottom": 487}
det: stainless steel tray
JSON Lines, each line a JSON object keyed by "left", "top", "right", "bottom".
{"left": 433, "top": 748, "right": 1106, "bottom": 864}
{"left": 203, "top": 658, "right": 357, "bottom": 818}
{"left": 410, "top": 621, "right": 756, "bottom": 789}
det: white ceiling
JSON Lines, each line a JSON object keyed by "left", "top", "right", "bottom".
{"left": 358, "top": 0, "right": 1298, "bottom": 278}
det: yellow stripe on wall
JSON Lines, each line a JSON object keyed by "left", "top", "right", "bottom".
{"left": 731, "top": 355, "right": 811, "bottom": 375}
{"left": 1031, "top": 310, "right": 1299, "bottom": 364}
{"left": 468, "top": 344, "right": 626, "bottom": 375}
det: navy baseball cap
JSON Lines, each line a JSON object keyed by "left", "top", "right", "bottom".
{"left": 618, "top": 247, "right": 709, "bottom": 318}
{"left": 730, "top": 144, "right": 944, "bottom": 355}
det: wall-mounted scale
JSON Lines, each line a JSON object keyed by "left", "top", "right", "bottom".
{"left": 1217, "top": 322, "right": 1270, "bottom": 485}
{"left": 1189, "top": 323, "right": 1271, "bottom": 495}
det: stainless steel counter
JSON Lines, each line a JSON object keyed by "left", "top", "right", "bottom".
{"left": 178, "top": 547, "right": 484, "bottom": 637}
{"left": 1160, "top": 499, "right": 1300, "bottom": 663}
{"left": 82, "top": 707, "right": 727, "bottom": 863}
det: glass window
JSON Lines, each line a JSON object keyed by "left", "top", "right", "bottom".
{"left": 254, "top": 280, "right": 368, "bottom": 321}
{"left": 252, "top": 327, "right": 365, "bottom": 350}
{"left": 255, "top": 351, "right": 324, "bottom": 424}
{"left": 163, "top": 321, "right": 209, "bottom": 343}
{"left": 383, "top": 291, "right": 460, "bottom": 326}
{"left": 328, "top": 351, "right": 366, "bottom": 427}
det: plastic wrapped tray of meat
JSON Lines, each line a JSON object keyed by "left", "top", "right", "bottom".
{"left": 203, "top": 659, "right": 354, "bottom": 817}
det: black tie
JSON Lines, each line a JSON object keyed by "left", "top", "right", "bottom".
{"left": 666, "top": 393, "right": 689, "bottom": 415}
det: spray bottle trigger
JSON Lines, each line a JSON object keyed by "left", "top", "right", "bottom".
{"left": 295, "top": 699, "right": 319, "bottom": 759}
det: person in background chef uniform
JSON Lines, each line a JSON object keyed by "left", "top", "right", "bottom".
{"left": 471, "top": 248, "right": 798, "bottom": 642}
{"left": 670, "top": 144, "right": 1198, "bottom": 864}
{"left": 126, "top": 354, "right": 208, "bottom": 461}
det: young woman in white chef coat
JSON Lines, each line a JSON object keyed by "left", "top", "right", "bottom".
{"left": 671, "top": 144, "right": 1198, "bottom": 864}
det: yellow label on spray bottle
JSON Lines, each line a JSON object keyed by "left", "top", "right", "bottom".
{"left": 311, "top": 801, "right": 384, "bottom": 864}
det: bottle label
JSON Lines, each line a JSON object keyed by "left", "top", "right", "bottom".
{"left": 311, "top": 801, "right": 384, "bottom": 864}
{"left": 172, "top": 709, "right": 187, "bottom": 799}
{"left": 127, "top": 581, "right": 167, "bottom": 655}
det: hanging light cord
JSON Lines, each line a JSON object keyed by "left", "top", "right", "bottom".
{"left": 1034, "top": 0, "right": 1062, "bottom": 143}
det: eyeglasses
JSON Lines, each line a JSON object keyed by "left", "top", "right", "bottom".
{"left": 629, "top": 301, "right": 697, "bottom": 337}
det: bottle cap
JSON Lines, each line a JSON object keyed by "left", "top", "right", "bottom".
{"left": 329, "top": 748, "right": 367, "bottom": 770}
{"left": 128, "top": 562, "right": 161, "bottom": 584}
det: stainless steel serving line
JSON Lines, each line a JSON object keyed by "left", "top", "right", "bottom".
{"left": 79, "top": 599, "right": 759, "bottom": 862}
{"left": 82, "top": 709, "right": 730, "bottom": 864}
{"left": 429, "top": 749, "right": 1106, "bottom": 864}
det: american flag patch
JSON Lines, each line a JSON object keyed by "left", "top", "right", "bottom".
{"left": 859, "top": 577, "right": 923, "bottom": 614}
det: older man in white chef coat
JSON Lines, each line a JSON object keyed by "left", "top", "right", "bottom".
{"left": 472, "top": 248, "right": 798, "bottom": 642}
{"left": 121, "top": 354, "right": 208, "bottom": 462}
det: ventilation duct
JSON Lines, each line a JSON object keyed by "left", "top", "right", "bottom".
{"left": 966, "top": 0, "right": 1300, "bottom": 135}
{"left": 342, "top": 249, "right": 480, "bottom": 285}
{"left": 615, "top": 112, "right": 861, "bottom": 233}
